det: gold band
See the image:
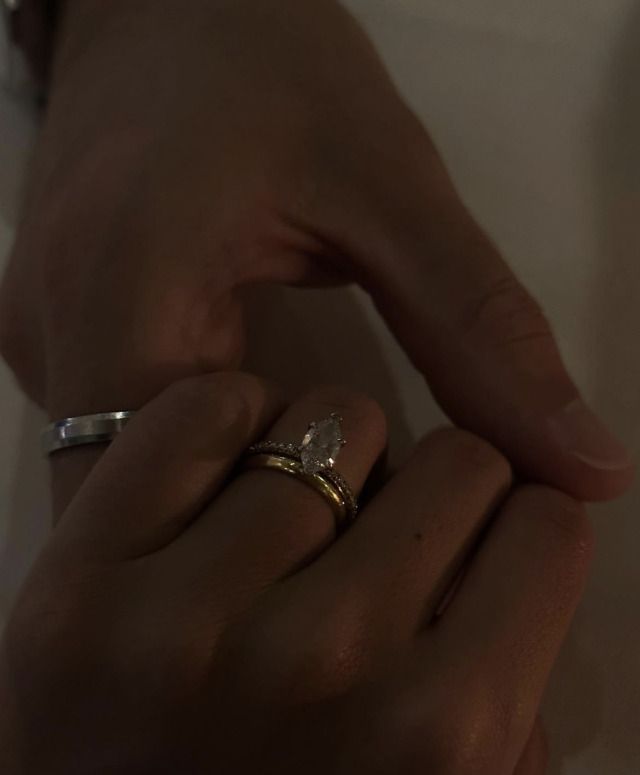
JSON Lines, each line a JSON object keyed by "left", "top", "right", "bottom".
{"left": 242, "top": 453, "right": 350, "bottom": 529}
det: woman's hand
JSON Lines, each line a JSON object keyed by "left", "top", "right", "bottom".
{"left": 0, "top": 373, "right": 591, "bottom": 774}
{"left": 0, "top": 0, "right": 631, "bottom": 501}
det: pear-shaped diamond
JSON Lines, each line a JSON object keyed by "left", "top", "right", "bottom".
{"left": 300, "top": 416, "right": 344, "bottom": 474}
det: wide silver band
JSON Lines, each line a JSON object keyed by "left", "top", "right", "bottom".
{"left": 41, "top": 411, "right": 136, "bottom": 456}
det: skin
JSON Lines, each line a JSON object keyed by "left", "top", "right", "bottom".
{"left": 0, "top": 373, "right": 591, "bottom": 774}
{"left": 0, "top": 0, "right": 634, "bottom": 504}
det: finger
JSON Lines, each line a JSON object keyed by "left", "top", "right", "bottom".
{"left": 330, "top": 122, "right": 633, "bottom": 500}
{"left": 290, "top": 427, "right": 511, "bottom": 647}
{"left": 427, "top": 485, "right": 593, "bottom": 768}
{"left": 54, "top": 372, "right": 283, "bottom": 560}
{"left": 47, "top": 302, "right": 246, "bottom": 524}
{"left": 514, "top": 718, "right": 549, "bottom": 775}
{"left": 51, "top": 446, "right": 108, "bottom": 524}
{"left": 168, "top": 385, "right": 387, "bottom": 594}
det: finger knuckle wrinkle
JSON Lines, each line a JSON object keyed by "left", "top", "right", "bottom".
{"left": 463, "top": 275, "right": 551, "bottom": 347}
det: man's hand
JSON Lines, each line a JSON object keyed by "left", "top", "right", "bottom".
{"left": 0, "top": 0, "right": 633, "bottom": 500}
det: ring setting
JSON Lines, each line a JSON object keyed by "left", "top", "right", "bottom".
{"left": 244, "top": 414, "right": 358, "bottom": 529}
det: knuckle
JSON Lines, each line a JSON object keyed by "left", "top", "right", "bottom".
{"left": 462, "top": 274, "right": 553, "bottom": 350}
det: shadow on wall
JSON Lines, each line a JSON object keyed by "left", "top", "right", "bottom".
{"left": 546, "top": 5, "right": 640, "bottom": 774}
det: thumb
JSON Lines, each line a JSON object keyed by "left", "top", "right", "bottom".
{"left": 345, "top": 137, "right": 633, "bottom": 501}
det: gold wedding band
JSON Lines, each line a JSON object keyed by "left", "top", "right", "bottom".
{"left": 243, "top": 453, "right": 351, "bottom": 528}
{"left": 241, "top": 415, "right": 359, "bottom": 531}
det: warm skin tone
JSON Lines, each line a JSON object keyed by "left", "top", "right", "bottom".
{"left": 0, "top": 374, "right": 591, "bottom": 774}
{"left": 0, "top": 0, "right": 633, "bottom": 507}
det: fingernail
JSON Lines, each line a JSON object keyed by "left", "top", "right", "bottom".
{"left": 548, "top": 399, "right": 633, "bottom": 471}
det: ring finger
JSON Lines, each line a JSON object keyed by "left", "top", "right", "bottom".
{"left": 169, "top": 385, "right": 387, "bottom": 599}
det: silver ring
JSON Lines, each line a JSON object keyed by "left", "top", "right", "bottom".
{"left": 41, "top": 411, "right": 136, "bottom": 456}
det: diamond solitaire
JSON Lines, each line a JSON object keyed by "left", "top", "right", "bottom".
{"left": 300, "top": 414, "right": 345, "bottom": 475}
{"left": 244, "top": 414, "right": 357, "bottom": 528}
